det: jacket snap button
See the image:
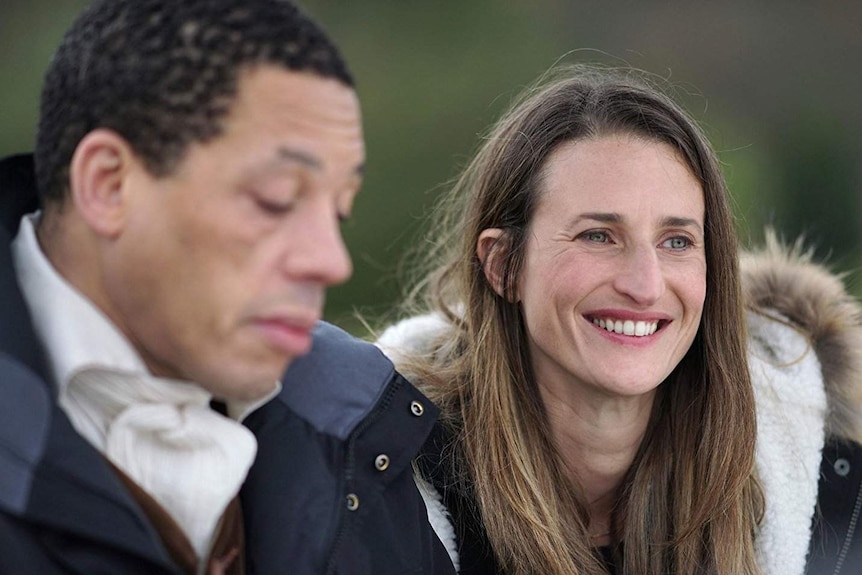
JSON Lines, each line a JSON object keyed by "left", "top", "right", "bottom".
{"left": 346, "top": 493, "right": 360, "bottom": 511}
{"left": 410, "top": 400, "right": 424, "bottom": 417}
{"left": 375, "top": 454, "right": 390, "bottom": 471}
{"left": 835, "top": 458, "right": 851, "bottom": 477}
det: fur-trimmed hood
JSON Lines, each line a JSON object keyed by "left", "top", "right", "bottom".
{"left": 742, "top": 232, "right": 862, "bottom": 443}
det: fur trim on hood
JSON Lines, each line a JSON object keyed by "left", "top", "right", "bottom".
{"left": 741, "top": 231, "right": 862, "bottom": 443}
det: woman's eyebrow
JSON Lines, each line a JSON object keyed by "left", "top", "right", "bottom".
{"left": 573, "top": 212, "right": 621, "bottom": 224}
{"left": 569, "top": 213, "right": 703, "bottom": 234}
{"left": 661, "top": 216, "right": 703, "bottom": 234}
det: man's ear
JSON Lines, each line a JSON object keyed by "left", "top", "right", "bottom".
{"left": 477, "top": 228, "right": 513, "bottom": 300}
{"left": 68, "top": 129, "right": 136, "bottom": 238}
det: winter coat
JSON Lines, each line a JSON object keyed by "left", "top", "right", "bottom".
{"left": 377, "top": 238, "right": 862, "bottom": 575}
{"left": 0, "top": 153, "right": 456, "bottom": 575}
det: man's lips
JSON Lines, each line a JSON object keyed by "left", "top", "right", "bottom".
{"left": 253, "top": 316, "right": 318, "bottom": 355}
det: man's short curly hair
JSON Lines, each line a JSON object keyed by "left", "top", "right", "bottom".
{"left": 35, "top": 0, "right": 354, "bottom": 204}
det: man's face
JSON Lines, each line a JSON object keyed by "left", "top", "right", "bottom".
{"left": 103, "top": 66, "right": 364, "bottom": 401}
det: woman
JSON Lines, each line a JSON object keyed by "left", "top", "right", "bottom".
{"left": 378, "top": 66, "right": 862, "bottom": 575}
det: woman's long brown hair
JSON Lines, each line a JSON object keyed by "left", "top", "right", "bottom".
{"left": 397, "top": 65, "right": 763, "bottom": 574}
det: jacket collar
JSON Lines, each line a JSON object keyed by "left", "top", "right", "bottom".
{"left": 0, "top": 153, "right": 39, "bottom": 237}
{"left": 278, "top": 321, "right": 397, "bottom": 441}
{"left": 0, "top": 153, "right": 178, "bottom": 572}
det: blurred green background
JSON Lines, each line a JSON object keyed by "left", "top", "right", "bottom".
{"left": 2, "top": 1, "right": 860, "bottom": 334}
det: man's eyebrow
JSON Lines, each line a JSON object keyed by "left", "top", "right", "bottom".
{"left": 276, "top": 147, "right": 323, "bottom": 170}
{"left": 274, "top": 147, "right": 365, "bottom": 176}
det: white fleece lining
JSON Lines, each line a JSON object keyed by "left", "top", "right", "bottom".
{"left": 749, "top": 310, "right": 826, "bottom": 575}
{"left": 414, "top": 472, "right": 459, "bottom": 571}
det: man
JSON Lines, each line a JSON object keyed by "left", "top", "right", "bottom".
{"left": 0, "top": 1, "right": 454, "bottom": 573}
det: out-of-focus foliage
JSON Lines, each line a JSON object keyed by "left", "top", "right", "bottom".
{"left": 2, "top": 0, "right": 860, "bottom": 335}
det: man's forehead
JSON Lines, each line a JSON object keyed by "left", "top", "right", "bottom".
{"left": 232, "top": 65, "right": 361, "bottom": 124}
{"left": 188, "top": 65, "right": 366, "bottom": 179}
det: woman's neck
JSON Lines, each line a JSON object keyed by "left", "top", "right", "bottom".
{"left": 538, "top": 378, "right": 655, "bottom": 544}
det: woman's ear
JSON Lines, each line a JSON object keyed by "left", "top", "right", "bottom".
{"left": 477, "top": 228, "right": 511, "bottom": 299}
{"left": 68, "top": 128, "right": 136, "bottom": 238}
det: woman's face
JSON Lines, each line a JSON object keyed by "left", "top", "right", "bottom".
{"left": 510, "top": 135, "right": 706, "bottom": 399}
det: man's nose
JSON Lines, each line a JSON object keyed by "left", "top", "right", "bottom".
{"left": 283, "top": 204, "right": 353, "bottom": 287}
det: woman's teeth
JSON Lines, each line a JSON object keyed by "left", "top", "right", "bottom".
{"left": 592, "top": 318, "right": 659, "bottom": 337}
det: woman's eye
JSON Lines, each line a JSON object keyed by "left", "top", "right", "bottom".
{"left": 580, "top": 230, "right": 610, "bottom": 243}
{"left": 663, "top": 236, "right": 691, "bottom": 250}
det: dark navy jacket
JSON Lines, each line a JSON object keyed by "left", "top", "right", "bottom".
{"left": 243, "top": 322, "right": 453, "bottom": 574}
{"left": 0, "top": 154, "right": 455, "bottom": 574}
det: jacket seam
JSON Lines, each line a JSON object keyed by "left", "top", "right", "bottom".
{"left": 325, "top": 375, "right": 403, "bottom": 574}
